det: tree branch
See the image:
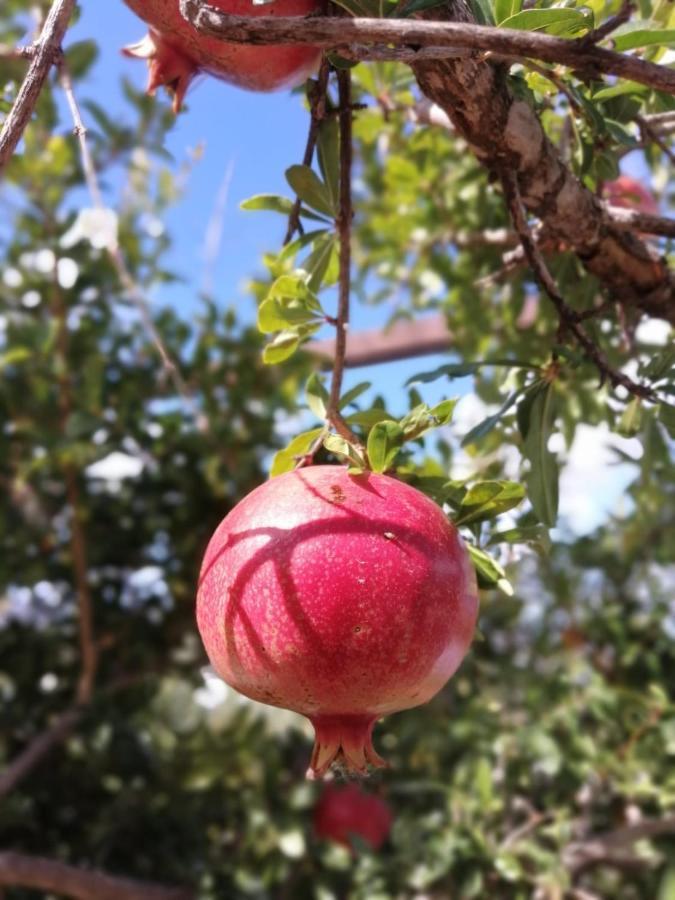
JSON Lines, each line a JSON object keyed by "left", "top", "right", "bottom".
{"left": 564, "top": 814, "right": 675, "bottom": 873}
{"left": 0, "top": 851, "right": 194, "bottom": 900}
{"left": 501, "top": 168, "right": 653, "bottom": 399}
{"left": 0, "top": 0, "right": 76, "bottom": 174}
{"left": 0, "top": 707, "right": 81, "bottom": 798}
{"left": 179, "top": 0, "right": 675, "bottom": 95}
{"left": 326, "top": 68, "right": 361, "bottom": 446}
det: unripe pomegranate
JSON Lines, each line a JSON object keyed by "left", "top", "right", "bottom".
{"left": 604, "top": 175, "right": 659, "bottom": 217}
{"left": 196, "top": 466, "right": 478, "bottom": 778}
{"left": 313, "top": 784, "right": 393, "bottom": 850}
{"left": 122, "top": 0, "right": 321, "bottom": 111}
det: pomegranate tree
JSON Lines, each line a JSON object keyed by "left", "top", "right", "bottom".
{"left": 313, "top": 784, "right": 393, "bottom": 850}
{"left": 122, "top": 0, "right": 321, "bottom": 111}
{"left": 197, "top": 465, "right": 478, "bottom": 778}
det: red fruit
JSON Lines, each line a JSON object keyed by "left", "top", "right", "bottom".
{"left": 313, "top": 784, "right": 393, "bottom": 851}
{"left": 122, "top": 0, "right": 321, "bottom": 111}
{"left": 604, "top": 175, "right": 659, "bottom": 217}
{"left": 196, "top": 465, "right": 478, "bottom": 778}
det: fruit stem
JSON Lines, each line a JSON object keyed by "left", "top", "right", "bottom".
{"left": 326, "top": 67, "right": 362, "bottom": 449}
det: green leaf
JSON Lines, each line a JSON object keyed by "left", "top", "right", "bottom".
{"left": 367, "top": 420, "right": 405, "bottom": 473}
{"left": 270, "top": 427, "right": 325, "bottom": 477}
{"left": 285, "top": 165, "right": 336, "bottom": 218}
{"left": 613, "top": 28, "right": 675, "bottom": 51}
{"left": 262, "top": 331, "right": 300, "bottom": 365}
{"left": 346, "top": 408, "right": 393, "bottom": 427}
{"left": 523, "top": 383, "right": 559, "bottom": 527}
{"left": 0, "top": 347, "right": 32, "bottom": 370}
{"left": 488, "top": 524, "right": 552, "bottom": 555}
{"left": 501, "top": 7, "right": 593, "bottom": 36}
{"left": 461, "top": 391, "right": 521, "bottom": 447}
{"left": 658, "top": 402, "right": 675, "bottom": 437}
{"left": 468, "top": 0, "right": 496, "bottom": 24}
{"left": 339, "top": 382, "right": 371, "bottom": 409}
{"left": 618, "top": 396, "right": 643, "bottom": 437}
{"left": 302, "top": 233, "right": 338, "bottom": 292}
{"left": 640, "top": 345, "right": 675, "bottom": 381}
{"left": 305, "top": 373, "right": 330, "bottom": 420}
{"left": 467, "top": 544, "right": 514, "bottom": 595}
{"left": 240, "top": 194, "right": 295, "bottom": 215}
{"left": 257, "top": 275, "right": 323, "bottom": 333}
{"left": 399, "top": 0, "right": 446, "bottom": 14}
{"left": 323, "top": 433, "right": 367, "bottom": 469}
{"left": 428, "top": 398, "right": 457, "bottom": 425}
{"left": 454, "top": 481, "right": 526, "bottom": 526}
{"left": 406, "top": 359, "right": 535, "bottom": 386}
{"left": 316, "top": 118, "right": 340, "bottom": 214}
{"left": 494, "top": 0, "right": 522, "bottom": 25}
{"left": 277, "top": 229, "right": 328, "bottom": 263}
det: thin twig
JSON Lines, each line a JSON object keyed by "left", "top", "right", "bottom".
{"left": 284, "top": 58, "right": 330, "bottom": 245}
{"left": 180, "top": 1, "right": 675, "bottom": 96}
{"left": 581, "top": 0, "right": 634, "bottom": 46}
{"left": 326, "top": 68, "right": 361, "bottom": 446}
{"left": 500, "top": 170, "right": 654, "bottom": 399}
{"left": 0, "top": 0, "right": 76, "bottom": 174}
{"left": 0, "top": 707, "right": 81, "bottom": 798}
{"left": 637, "top": 114, "right": 675, "bottom": 166}
{"left": 58, "top": 62, "right": 209, "bottom": 432}
{"left": 0, "top": 851, "right": 194, "bottom": 900}
{"left": 0, "top": 44, "right": 37, "bottom": 61}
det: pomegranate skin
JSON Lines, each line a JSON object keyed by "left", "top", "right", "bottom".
{"left": 196, "top": 465, "right": 478, "bottom": 777}
{"left": 313, "top": 784, "right": 393, "bottom": 851}
{"left": 122, "top": 0, "right": 321, "bottom": 110}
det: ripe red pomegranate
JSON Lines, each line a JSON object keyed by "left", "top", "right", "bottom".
{"left": 604, "top": 175, "right": 659, "bottom": 217}
{"left": 122, "top": 0, "right": 321, "bottom": 111}
{"left": 313, "top": 784, "right": 393, "bottom": 850}
{"left": 197, "top": 465, "right": 478, "bottom": 778}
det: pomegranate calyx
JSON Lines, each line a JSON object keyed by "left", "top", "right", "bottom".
{"left": 308, "top": 714, "right": 388, "bottom": 779}
{"left": 123, "top": 31, "right": 197, "bottom": 112}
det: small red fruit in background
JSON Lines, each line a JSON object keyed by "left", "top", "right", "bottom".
{"left": 313, "top": 784, "right": 393, "bottom": 851}
{"left": 122, "top": 0, "right": 321, "bottom": 111}
{"left": 603, "top": 174, "right": 659, "bottom": 217}
{"left": 197, "top": 465, "right": 478, "bottom": 778}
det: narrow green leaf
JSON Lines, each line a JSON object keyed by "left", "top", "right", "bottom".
{"left": 501, "top": 7, "right": 593, "bottom": 36}
{"left": 618, "top": 396, "right": 643, "bottom": 437}
{"left": 428, "top": 398, "right": 457, "bottom": 425}
{"left": 285, "top": 165, "right": 336, "bottom": 218}
{"left": 659, "top": 402, "right": 675, "bottom": 437}
{"left": 277, "top": 229, "right": 328, "bottom": 263}
{"left": 262, "top": 332, "right": 300, "bottom": 365}
{"left": 339, "top": 382, "right": 371, "bottom": 409}
{"left": 461, "top": 391, "right": 521, "bottom": 447}
{"left": 523, "top": 383, "right": 559, "bottom": 527}
{"left": 367, "top": 420, "right": 405, "bottom": 473}
{"left": 323, "top": 433, "right": 367, "bottom": 469}
{"left": 240, "top": 194, "right": 295, "bottom": 215}
{"left": 454, "top": 481, "right": 526, "bottom": 526}
{"left": 468, "top": 0, "right": 495, "bottom": 24}
{"left": 303, "top": 233, "right": 338, "bottom": 292}
{"left": 467, "top": 544, "right": 514, "bottom": 595}
{"left": 316, "top": 118, "right": 340, "bottom": 213}
{"left": 613, "top": 28, "right": 675, "bottom": 51}
{"left": 270, "top": 427, "right": 325, "bottom": 477}
{"left": 488, "top": 524, "right": 552, "bottom": 555}
{"left": 0, "top": 347, "right": 32, "bottom": 370}
{"left": 346, "top": 408, "right": 393, "bottom": 427}
{"left": 494, "top": 0, "right": 522, "bottom": 25}
{"left": 406, "top": 358, "right": 536, "bottom": 386}
{"left": 305, "top": 373, "right": 330, "bottom": 420}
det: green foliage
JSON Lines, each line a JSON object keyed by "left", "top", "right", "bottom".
{"left": 1, "top": 2, "right": 674, "bottom": 898}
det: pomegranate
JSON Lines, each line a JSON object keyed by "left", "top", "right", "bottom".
{"left": 313, "top": 784, "right": 393, "bottom": 850}
{"left": 122, "top": 0, "right": 321, "bottom": 111}
{"left": 196, "top": 465, "right": 478, "bottom": 778}
{"left": 604, "top": 174, "right": 659, "bottom": 217}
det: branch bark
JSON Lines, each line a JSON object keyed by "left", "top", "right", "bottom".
{"left": 180, "top": 1, "right": 675, "bottom": 95}
{"left": 0, "top": 0, "right": 76, "bottom": 174}
{"left": 0, "top": 707, "right": 81, "bottom": 798}
{"left": 0, "top": 851, "right": 194, "bottom": 900}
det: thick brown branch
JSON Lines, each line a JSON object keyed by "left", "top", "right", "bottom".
{"left": 409, "top": 1, "right": 675, "bottom": 323}
{"left": 0, "top": 851, "right": 194, "bottom": 900}
{"left": 0, "top": 0, "right": 76, "bottom": 174}
{"left": 179, "top": 1, "right": 675, "bottom": 95}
